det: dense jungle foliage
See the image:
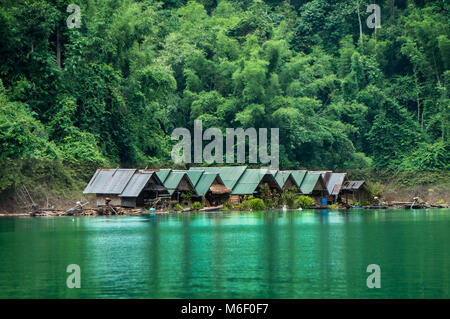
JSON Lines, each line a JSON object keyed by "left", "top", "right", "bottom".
{"left": 0, "top": 0, "right": 449, "bottom": 195}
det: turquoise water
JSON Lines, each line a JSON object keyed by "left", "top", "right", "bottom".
{"left": 0, "top": 209, "right": 449, "bottom": 299}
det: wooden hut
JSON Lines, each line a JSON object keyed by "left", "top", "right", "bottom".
{"left": 186, "top": 170, "right": 231, "bottom": 205}
{"left": 83, "top": 169, "right": 168, "bottom": 208}
{"left": 286, "top": 170, "right": 307, "bottom": 189}
{"left": 158, "top": 170, "right": 198, "bottom": 203}
{"left": 189, "top": 166, "right": 247, "bottom": 205}
{"left": 308, "top": 170, "right": 332, "bottom": 185}
{"left": 341, "top": 181, "right": 369, "bottom": 205}
{"left": 271, "top": 170, "right": 301, "bottom": 192}
{"left": 299, "top": 172, "right": 328, "bottom": 203}
{"left": 231, "top": 169, "right": 281, "bottom": 202}
{"left": 119, "top": 170, "right": 168, "bottom": 208}
{"left": 324, "top": 173, "right": 349, "bottom": 204}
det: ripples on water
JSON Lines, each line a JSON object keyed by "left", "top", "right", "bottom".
{"left": 0, "top": 209, "right": 448, "bottom": 298}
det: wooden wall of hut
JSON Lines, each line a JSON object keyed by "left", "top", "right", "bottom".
{"left": 96, "top": 194, "right": 122, "bottom": 206}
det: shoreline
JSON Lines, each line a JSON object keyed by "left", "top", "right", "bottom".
{"left": 0, "top": 205, "right": 448, "bottom": 217}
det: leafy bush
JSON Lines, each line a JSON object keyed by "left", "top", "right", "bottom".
{"left": 282, "top": 186, "right": 298, "bottom": 208}
{"left": 174, "top": 204, "right": 183, "bottom": 211}
{"left": 235, "top": 195, "right": 252, "bottom": 210}
{"left": 235, "top": 195, "right": 265, "bottom": 211}
{"left": 222, "top": 200, "right": 233, "bottom": 210}
{"left": 259, "top": 183, "right": 276, "bottom": 208}
{"left": 190, "top": 201, "right": 203, "bottom": 210}
{"left": 295, "top": 196, "right": 315, "bottom": 209}
{"left": 182, "top": 190, "right": 194, "bottom": 201}
{"left": 365, "top": 181, "right": 385, "bottom": 198}
{"left": 248, "top": 198, "right": 265, "bottom": 211}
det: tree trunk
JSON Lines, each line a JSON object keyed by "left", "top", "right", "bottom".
{"left": 416, "top": 90, "right": 420, "bottom": 126}
{"left": 421, "top": 106, "right": 424, "bottom": 130}
{"left": 357, "top": 0, "right": 364, "bottom": 53}
{"left": 56, "top": 26, "right": 61, "bottom": 68}
{"left": 391, "top": 0, "right": 395, "bottom": 19}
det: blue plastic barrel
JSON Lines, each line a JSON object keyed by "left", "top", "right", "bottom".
{"left": 321, "top": 197, "right": 327, "bottom": 206}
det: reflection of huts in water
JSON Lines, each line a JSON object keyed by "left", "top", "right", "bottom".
{"left": 271, "top": 170, "right": 301, "bottom": 192}
{"left": 231, "top": 169, "right": 282, "bottom": 202}
{"left": 341, "top": 181, "right": 369, "bottom": 205}
{"left": 299, "top": 172, "right": 328, "bottom": 203}
{"left": 83, "top": 169, "right": 168, "bottom": 208}
{"left": 156, "top": 170, "right": 197, "bottom": 203}
{"left": 189, "top": 166, "right": 247, "bottom": 205}
{"left": 186, "top": 170, "right": 231, "bottom": 205}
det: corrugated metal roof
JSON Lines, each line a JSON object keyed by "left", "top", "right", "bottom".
{"left": 272, "top": 171, "right": 284, "bottom": 188}
{"left": 83, "top": 169, "right": 135, "bottom": 194}
{"left": 163, "top": 171, "right": 197, "bottom": 195}
{"left": 155, "top": 169, "right": 171, "bottom": 183}
{"left": 186, "top": 170, "right": 204, "bottom": 186}
{"left": 83, "top": 169, "right": 101, "bottom": 194}
{"left": 195, "top": 173, "right": 220, "bottom": 196}
{"left": 300, "top": 172, "right": 321, "bottom": 194}
{"left": 163, "top": 171, "right": 184, "bottom": 194}
{"left": 186, "top": 169, "right": 229, "bottom": 196}
{"left": 281, "top": 172, "right": 300, "bottom": 190}
{"left": 119, "top": 172, "right": 153, "bottom": 198}
{"left": 286, "top": 170, "right": 307, "bottom": 187}
{"left": 342, "top": 180, "right": 365, "bottom": 190}
{"left": 189, "top": 166, "right": 247, "bottom": 189}
{"left": 271, "top": 171, "right": 293, "bottom": 189}
{"left": 230, "top": 169, "right": 280, "bottom": 195}
{"left": 309, "top": 170, "right": 332, "bottom": 183}
{"left": 326, "top": 173, "right": 347, "bottom": 195}
{"left": 231, "top": 169, "right": 263, "bottom": 195}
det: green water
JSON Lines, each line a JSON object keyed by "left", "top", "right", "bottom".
{"left": 0, "top": 209, "right": 449, "bottom": 299}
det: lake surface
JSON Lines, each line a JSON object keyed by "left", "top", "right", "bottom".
{"left": 0, "top": 209, "right": 449, "bottom": 299}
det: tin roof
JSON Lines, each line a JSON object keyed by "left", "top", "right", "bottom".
{"left": 119, "top": 171, "right": 165, "bottom": 197}
{"left": 163, "top": 171, "right": 197, "bottom": 195}
{"left": 189, "top": 166, "right": 247, "bottom": 189}
{"left": 309, "top": 170, "right": 333, "bottom": 184}
{"left": 155, "top": 169, "right": 171, "bottom": 183}
{"left": 186, "top": 170, "right": 204, "bottom": 186}
{"left": 326, "top": 173, "right": 348, "bottom": 195}
{"left": 342, "top": 180, "right": 365, "bottom": 190}
{"left": 271, "top": 170, "right": 284, "bottom": 188}
{"left": 286, "top": 170, "right": 307, "bottom": 187}
{"left": 84, "top": 169, "right": 168, "bottom": 197}
{"left": 271, "top": 171, "right": 295, "bottom": 189}
{"left": 83, "top": 169, "right": 136, "bottom": 194}
{"left": 186, "top": 169, "right": 229, "bottom": 196}
{"left": 282, "top": 172, "right": 300, "bottom": 190}
{"left": 196, "top": 173, "right": 225, "bottom": 196}
{"left": 300, "top": 172, "right": 326, "bottom": 194}
{"left": 231, "top": 169, "right": 279, "bottom": 195}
